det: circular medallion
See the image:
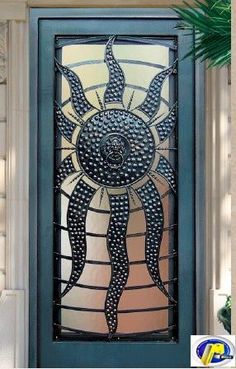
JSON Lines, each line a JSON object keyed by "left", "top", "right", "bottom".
{"left": 76, "top": 109, "right": 155, "bottom": 187}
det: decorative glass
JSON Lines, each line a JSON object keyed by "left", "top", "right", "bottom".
{"left": 53, "top": 36, "right": 178, "bottom": 340}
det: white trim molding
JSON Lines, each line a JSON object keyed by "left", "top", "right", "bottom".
{"left": 0, "top": 290, "right": 25, "bottom": 368}
{"left": 0, "top": 21, "right": 7, "bottom": 83}
{"left": 0, "top": 19, "right": 29, "bottom": 368}
{"left": 6, "top": 21, "right": 29, "bottom": 292}
{"left": 0, "top": 1, "right": 26, "bottom": 21}
{"left": 205, "top": 66, "right": 231, "bottom": 334}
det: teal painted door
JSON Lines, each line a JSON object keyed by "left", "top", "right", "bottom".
{"left": 30, "top": 9, "right": 199, "bottom": 368}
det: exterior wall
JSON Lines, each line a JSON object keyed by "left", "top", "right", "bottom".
{"left": 0, "top": 19, "right": 28, "bottom": 368}
{"left": 206, "top": 67, "right": 231, "bottom": 335}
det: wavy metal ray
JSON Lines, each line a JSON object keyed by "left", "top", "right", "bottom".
{"left": 104, "top": 36, "right": 125, "bottom": 106}
{"left": 105, "top": 193, "right": 130, "bottom": 336}
{"left": 153, "top": 103, "right": 177, "bottom": 143}
{"left": 156, "top": 155, "right": 177, "bottom": 194}
{"left": 136, "top": 180, "right": 176, "bottom": 303}
{"left": 61, "top": 180, "right": 96, "bottom": 298}
{"left": 55, "top": 102, "right": 77, "bottom": 142}
{"left": 55, "top": 155, "right": 77, "bottom": 190}
{"left": 137, "top": 61, "right": 177, "bottom": 120}
{"left": 56, "top": 60, "right": 96, "bottom": 117}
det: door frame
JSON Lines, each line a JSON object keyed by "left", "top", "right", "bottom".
{"left": 29, "top": 8, "right": 206, "bottom": 367}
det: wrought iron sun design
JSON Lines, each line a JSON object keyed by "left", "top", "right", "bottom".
{"left": 55, "top": 35, "right": 178, "bottom": 337}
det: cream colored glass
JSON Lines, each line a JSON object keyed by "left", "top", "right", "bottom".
{"left": 56, "top": 39, "right": 176, "bottom": 336}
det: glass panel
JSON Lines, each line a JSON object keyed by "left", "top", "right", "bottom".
{"left": 54, "top": 36, "right": 178, "bottom": 341}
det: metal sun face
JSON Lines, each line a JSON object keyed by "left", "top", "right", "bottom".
{"left": 76, "top": 109, "right": 155, "bottom": 187}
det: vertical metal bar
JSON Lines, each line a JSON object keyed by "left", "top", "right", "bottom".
{"left": 53, "top": 41, "right": 62, "bottom": 339}
{"left": 195, "top": 58, "right": 206, "bottom": 334}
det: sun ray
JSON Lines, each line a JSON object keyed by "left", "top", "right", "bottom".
{"left": 135, "top": 180, "right": 176, "bottom": 303}
{"left": 149, "top": 170, "right": 162, "bottom": 184}
{"left": 150, "top": 102, "right": 177, "bottom": 127}
{"left": 55, "top": 147, "right": 76, "bottom": 151}
{"left": 95, "top": 90, "right": 104, "bottom": 110}
{"left": 105, "top": 193, "right": 130, "bottom": 336}
{"left": 55, "top": 60, "right": 97, "bottom": 118}
{"left": 99, "top": 187, "right": 105, "bottom": 206}
{"left": 152, "top": 103, "right": 177, "bottom": 143}
{"left": 55, "top": 155, "right": 78, "bottom": 190}
{"left": 68, "top": 111, "right": 84, "bottom": 125}
{"left": 55, "top": 102, "right": 78, "bottom": 142}
{"left": 155, "top": 155, "right": 177, "bottom": 194}
{"left": 155, "top": 147, "right": 177, "bottom": 151}
{"left": 60, "top": 180, "right": 96, "bottom": 298}
{"left": 148, "top": 112, "right": 165, "bottom": 126}
{"left": 127, "top": 90, "right": 135, "bottom": 110}
{"left": 161, "top": 189, "right": 173, "bottom": 199}
{"left": 136, "top": 60, "right": 177, "bottom": 120}
{"left": 69, "top": 171, "right": 84, "bottom": 185}
{"left": 104, "top": 36, "right": 125, "bottom": 106}
{"left": 127, "top": 186, "right": 137, "bottom": 206}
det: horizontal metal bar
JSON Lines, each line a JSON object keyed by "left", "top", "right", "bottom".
{"left": 85, "top": 232, "right": 107, "bottom": 238}
{"left": 54, "top": 278, "right": 108, "bottom": 290}
{"left": 54, "top": 323, "right": 176, "bottom": 338}
{"left": 53, "top": 222, "right": 68, "bottom": 231}
{"left": 59, "top": 189, "right": 70, "bottom": 199}
{"left": 163, "top": 224, "right": 177, "bottom": 231}
{"left": 55, "top": 303, "right": 176, "bottom": 314}
{"left": 55, "top": 147, "right": 75, "bottom": 151}
{"left": 127, "top": 232, "right": 146, "bottom": 238}
{"left": 31, "top": 8, "right": 180, "bottom": 20}
{"left": 54, "top": 277, "right": 178, "bottom": 290}
{"left": 159, "top": 252, "right": 177, "bottom": 261}
{"left": 88, "top": 207, "right": 110, "bottom": 214}
{"left": 62, "top": 91, "right": 170, "bottom": 108}
{"left": 55, "top": 253, "right": 72, "bottom": 261}
{"left": 85, "top": 232, "right": 146, "bottom": 238}
{"left": 87, "top": 206, "right": 144, "bottom": 214}
{"left": 57, "top": 35, "right": 176, "bottom": 50}
{"left": 55, "top": 252, "right": 177, "bottom": 263}
{"left": 55, "top": 304, "right": 104, "bottom": 313}
{"left": 161, "top": 189, "right": 173, "bottom": 199}
{"left": 66, "top": 59, "right": 166, "bottom": 70}
{"left": 125, "top": 279, "right": 177, "bottom": 290}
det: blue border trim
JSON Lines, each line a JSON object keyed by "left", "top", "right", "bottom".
{"left": 29, "top": 12, "right": 39, "bottom": 368}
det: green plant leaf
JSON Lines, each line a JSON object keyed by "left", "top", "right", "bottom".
{"left": 217, "top": 296, "right": 231, "bottom": 334}
{"left": 173, "top": 0, "right": 231, "bottom": 68}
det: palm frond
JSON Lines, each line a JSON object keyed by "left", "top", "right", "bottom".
{"left": 173, "top": 0, "right": 231, "bottom": 67}
{"left": 217, "top": 296, "right": 231, "bottom": 334}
